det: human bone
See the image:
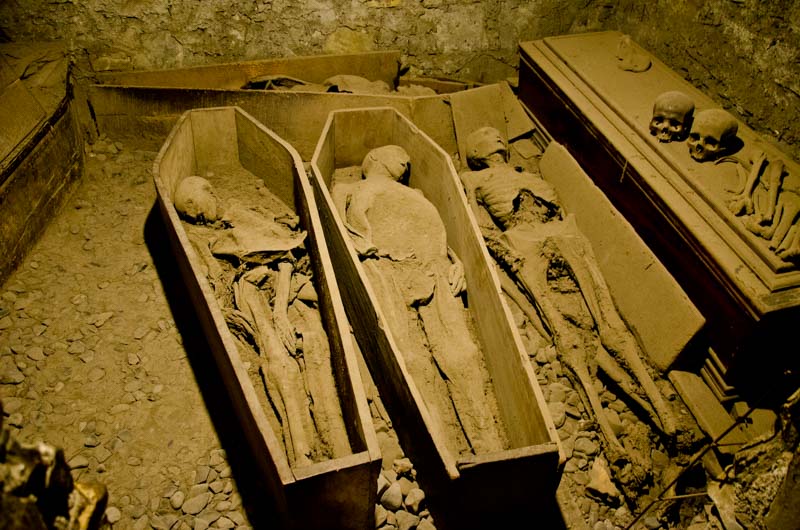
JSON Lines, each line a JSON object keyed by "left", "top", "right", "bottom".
{"left": 173, "top": 175, "right": 220, "bottom": 223}
{"left": 687, "top": 109, "right": 739, "bottom": 162}
{"left": 649, "top": 91, "right": 695, "bottom": 142}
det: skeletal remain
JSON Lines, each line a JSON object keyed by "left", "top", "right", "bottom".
{"left": 649, "top": 91, "right": 695, "bottom": 142}
{"left": 235, "top": 266, "right": 315, "bottom": 467}
{"left": 173, "top": 175, "right": 221, "bottom": 223}
{"left": 728, "top": 153, "right": 800, "bottom": 262}
{"left": 462, "top": 127, "right": 679, "bottom": 467}
{"left": 688, "top": 109, "right": 739, "bottom": 162}
{"left": 336, "top": 145, "right": 505, "bottom": 455}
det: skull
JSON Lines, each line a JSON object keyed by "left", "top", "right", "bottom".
{"left": 687, "top": 109, "right": 739, "bottom": 162}
{"left": 649, "top": 91, "right": 695, "bottom": 142}
{"left": 465, "top": 126, "right": 509, "bottom": 170}
{"left": 173, "top": 175, "right": 220, "bottom": 224}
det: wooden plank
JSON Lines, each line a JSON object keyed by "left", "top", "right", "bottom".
{"left": 88, "top": 85, "right": 415, "bottom": 158}
{"left": 97, "top": 50, "right": 402, "bottom": 89}
{"left": 0, "top": 80, "right": 46, "bottom": 174}
{"left": 539, "top": 142, "right": 704, "bottom": 370}
{"left": 153, "top": 107, "right": 379, "bottom": 529}
{"left": 669, "top": 370, "right": 747, "bottom": 454}
{"left": 499, "top": 81, "right": 535, "bottom": 141}
{"left": 449, "top": 84, "right": 510, "bottom": 165}
{"left": 0, "top": 102, "right": 82, "bottom": 285}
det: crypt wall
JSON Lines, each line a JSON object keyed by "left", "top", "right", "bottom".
{"left": 0, "top": 0, "right": 797, "bottom": 156}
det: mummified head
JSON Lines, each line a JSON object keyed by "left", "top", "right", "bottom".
{"left": 687, "top": 109, "right": 739, "bottom": 162}
{"left": 173, "top": 176, "right": 220, "bottom": 224}
{"left": 362, "top": 145, "right": 411, "bottom": 182}
{"left": 465, "top": 126, "right": 509, "bottom": 170}
{"left": 649, "top": 91, "right": 695, "bottom": 142}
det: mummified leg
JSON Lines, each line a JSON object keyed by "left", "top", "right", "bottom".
{"left": 418, "top": 273, "right": 505, "bottom": 454}
{"left": 235, "top": 270, "right": 315, "bottom": 467}
{"left": 362, "top": 260, "right": 469, "bottom": 456}
{"left": 503, "top": 232, "right": 627, "bottom": 458}
{"left": 554, "top": 234, "right": 677, "bottom": 437}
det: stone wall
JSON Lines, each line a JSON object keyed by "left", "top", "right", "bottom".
{"left": 0, "top": 0, "right": 797, "bottom": 156}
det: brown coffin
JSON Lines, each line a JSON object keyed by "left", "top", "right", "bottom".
{"left": 518, "top": 31, "right": 800, "bottom": 396}
{"left": 152, "top": 106, "right": 380, "bottom": 530}
{"left": 309, "top": 106, "right": 563, "bottom": 526}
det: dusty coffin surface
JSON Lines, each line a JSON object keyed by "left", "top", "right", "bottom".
{"left": 85, "top": 50, "right": 515, "bottom": 160}
{"left": 518, "top": 31, "right": 800, "bottom": 392}
{"left": 95, "top": 50, "right": 403, "bottom": 90}
{"left": 152, "top": 106, "right": 381, "bottom": 530}
{"left": 309, "top": 106, "right": 563, "bottom": 525}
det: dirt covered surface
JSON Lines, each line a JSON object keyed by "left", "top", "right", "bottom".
{"left": 0, "top": 140, "right": 269, "bottom": 529}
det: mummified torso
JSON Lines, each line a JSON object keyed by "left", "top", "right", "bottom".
{"left": 464, "top": 165, "right": 563, "bottom": 232}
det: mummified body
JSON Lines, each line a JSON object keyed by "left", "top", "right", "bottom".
{"left": 175, "top": 173, "right": 349, "bottom": 467}
{"left": 460, "top": 127, "right": 680, "bottom": 486}
{"left": 334, "top": 145, "right": 505, "bottom": 456}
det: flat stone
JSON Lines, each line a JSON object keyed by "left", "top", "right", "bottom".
{"left": 94, "top": 445, "right": 112, "bottom": 463}
{"left": 574, "top": 437, "right": 599, "bottom": 456}
{"left": 127, "top": 352, "right": 140, "bottom": 365}
{"left": 404, "top": 488, "right": 425, "bottom": 514}
{"left": 0, "top": 357, "right": 25, "bottom": 384}
{"left": 182, "top": 492, "right": 211, "bottom": 515}
{"left": 215, "top": 517, "right": 235, "bottom": 529}
{"left": 214, "top": 500, "right": 231, "bottom": 512}
{"left": 397, "top": 477, "right": 415, "bottom": 497}
{"left": 88, "top": 367, "right": 105, "bottom": 382}
{"left": 195, "top": 465, "right": 211, "bottom": 484}
{"left": 395, "top": 511, "right": 420, "bottom": 530}
{"left": 377, "top": 473, "right": 390, "bottom": 497}
{"left": 0, "top": 316, "right": 11, "bottom": 330}
{"left": 392, "top": 457, "right": 414, "bottom": 476}
{"left": 375, "top": 504, "right": 388, "bottom": 527}
{"left": 93, "top": 312, "right": 114, "bottom": 327}
{"left": 69, "top": 454, "right": 90, "bottom": 469}
{"left": 67, "top": 341, "right": 86, "bottom": 355}
{"left": 105, "top": 506, "right": 121, "bottom": 524}
{"left": 417, "top": 519, "right": 437, "bottom": 530}
{"left": 548, "top": 401, "right": 566, "bottom": 428}
{"left": 26, "top": 346, "right": 45, "bottom": 361}
{"left": 380, "top": 482, "right": 403, "bottom": 511}
{"left": 209, "top": 479, "right": 224, "bottom": 494}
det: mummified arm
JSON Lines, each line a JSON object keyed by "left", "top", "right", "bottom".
{"left": 273, "top": 261, "right": 300, "bottom": 357}
{"left": 446, "top": 246, "right": 466, "bottom": 296}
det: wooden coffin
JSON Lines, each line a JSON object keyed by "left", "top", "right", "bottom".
{"left": 96, "top": 50, "right": 403, "bottom": 90}
{"left": 152, "top": 106, "right": 380, "bottom": 530}
{"left": 0, "top": 43, "right": 82, "bottom": 285}
{"left": 308, "top": 106, "right": 563, "bottom": 525}
{"left": 518, "top": 31, "right": 800, "bottom": 397}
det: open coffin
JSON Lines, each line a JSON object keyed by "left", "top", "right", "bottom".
{"left": 152, "top": 105, "right": 380, "bottom": 529}
{"left": 308, "top": 106, "right": 563, "bottom": 524}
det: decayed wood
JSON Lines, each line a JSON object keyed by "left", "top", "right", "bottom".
{"left": 153, "top": 106, "right": 379, "bottom": 530}
{"left": 97, "top": 50, "right": 402, "bottom": 89}
{"left": 309, "top": 106, "right": 562, "bottom": 520}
